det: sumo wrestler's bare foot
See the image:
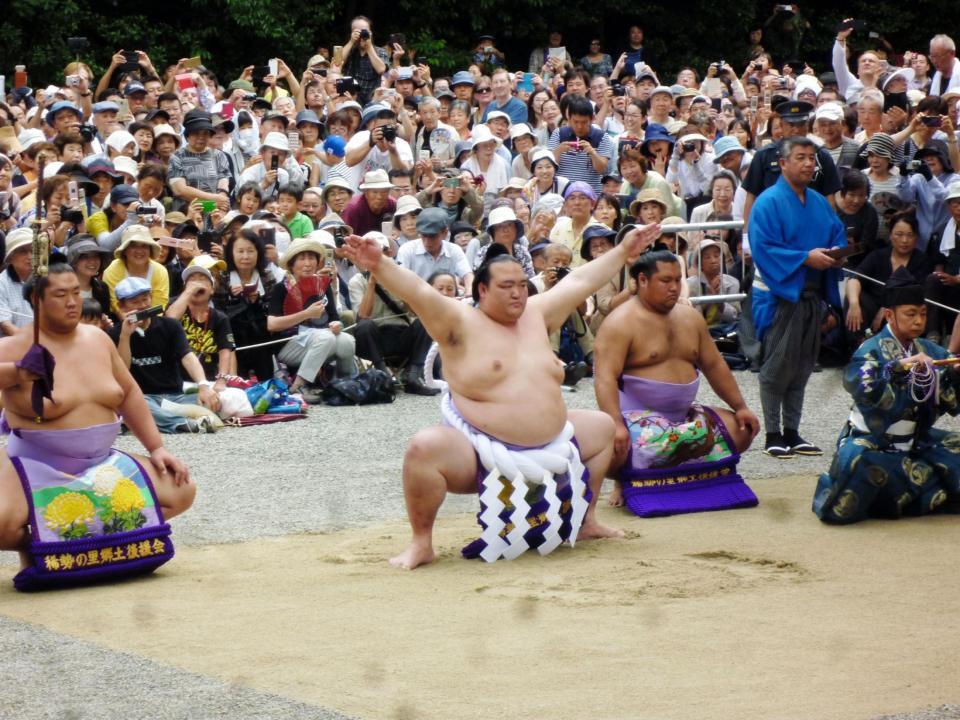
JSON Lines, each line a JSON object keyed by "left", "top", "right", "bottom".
{"left": 607, "top": 482, "right": 624, "bottom": 507}
{"left": 577, "top": 518, "right": 625, "bottom": 540}
{"left": 389, "top": 539, "right": 436, "bottom": 570}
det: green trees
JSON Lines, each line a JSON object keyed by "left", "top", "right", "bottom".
{"left": 2, "top": 0, "right": 957, "bottom": 89}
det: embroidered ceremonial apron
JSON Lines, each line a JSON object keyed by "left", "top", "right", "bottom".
{"left": 618, "top": 374, "right": 756, "bottom": 516}
{"left": 7, "top": 420, "right": 174, "bottom": 591}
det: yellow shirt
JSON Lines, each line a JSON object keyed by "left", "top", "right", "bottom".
{"left": 102, "top": 258, "right": 170, "bottom": 316}
{"left": 85, "top": 211, "right": 109, "bottom": 239}
{"left": 549, "top": 216, "right": 587, "bottom": 267}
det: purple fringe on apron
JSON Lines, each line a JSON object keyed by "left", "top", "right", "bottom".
{"left": 7, "top": 421, "right": 175, "bottom": 591}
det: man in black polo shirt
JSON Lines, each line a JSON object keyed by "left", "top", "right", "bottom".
{"left": 108, "top": 277, "right": 219, "bottom": 433}
{"left": 742, "top": 101, "right": 842, "bottom": 240}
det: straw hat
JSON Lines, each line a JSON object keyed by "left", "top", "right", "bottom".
{"left": 278, "top": 235, "right": 328, "bottom": 270}
{"left": 114, "top": 224, "right": 161, "bottom": 259}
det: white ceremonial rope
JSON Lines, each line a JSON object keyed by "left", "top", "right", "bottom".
{"left": 478, "top": 469, "right": 509, "bottom": 562}
{"left": 424, "top": 342, "right": 447, "bottom": 391}
{"left": 502, "top": 473, "right": 532, "bottom": 560}
{"left": 440, "top": 392, "right": 590, "bottom": 560}
{"left": 537, "top": 467, "right": 564, "bottom": 555}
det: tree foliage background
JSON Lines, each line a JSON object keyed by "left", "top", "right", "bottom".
{"left": 3, "top": 0, "right": 959, "bottom": 88}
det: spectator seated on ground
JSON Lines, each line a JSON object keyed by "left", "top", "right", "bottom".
{"left": 349, "top": 231, "right": 439, "bottom": 396}
{"left": 165, "top": 255, "right": 236, "bottom": 388}
{"left": 395, "top": 207, "right": 474, "bottom": 292}
{"left": 108, "top": 277, "right": 220, "bottom": 434}
{"left": 212, "top": 227, "right": 277, "bottom": 382}
{"left": 531, "top": 242, "right": 593, "bottom": 387}
{"left": 687, "top": 238, "right": 741, "bottom": 328}
{"left": 101, "top": 225, "right": 170, "bottom": 316}
{"left": 268, "top": 233, "right": 356, "bottom": 404}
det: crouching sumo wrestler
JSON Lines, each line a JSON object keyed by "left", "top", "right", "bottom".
{"left": 0, "top": 264, "right": 194, "bottom": 590}
{"left": 343, "top": 224, "right": 664, "bottom": 569}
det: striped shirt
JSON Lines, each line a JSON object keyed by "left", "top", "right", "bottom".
{"left": 168, "top": 147, "right": 230, "bottom": 193}
{"left": 0, "top": 267, "right": 33, "bottom": 328}
{"left": 547, "top": 128, "right": 615, "bottom": 193}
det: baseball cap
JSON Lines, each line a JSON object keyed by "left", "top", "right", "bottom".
{"left": 108, "top": 184, "right": 140, "bottom": 206}
{"left": 91, "top": 101, "right": 120, "bottom": 115}
{"left": 416, "top": 207, "right": 450, "bottom": 235}
{"left": 450, "top": 71, "right": 476, "bottom": 87}
{"left": 115, "top": 276, "right": 152, "bottom": 301}
{"left": 123, "top": 81, "right": 147, "bottom": 96}
{"left": 814, "top": 102, "right": 844, "bottom": 123}
{"left": 46, "top": 101, "right": 82, "bottom": 126}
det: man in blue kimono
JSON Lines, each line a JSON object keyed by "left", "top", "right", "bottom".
{"left": 750, "top": 136, "right": 847, "bottom": 458}
{"left": 813, "top": 268, "right": 960, "bottom": 523}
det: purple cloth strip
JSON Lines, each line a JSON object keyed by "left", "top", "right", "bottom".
{"left": 15, "top": 344, "right": 56, "bottom": 420}
{"left": 618, "top": 373, "right": 700, "bottom": 424}
{"left": 7, "top": 421, "right": 120, "bottom": 476}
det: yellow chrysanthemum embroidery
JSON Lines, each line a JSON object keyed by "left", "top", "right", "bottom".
{"left": 92, "top": 465, "right": 126, "bottom": 496}
{"left": 44, "top": 492, "right": 96, "bottom": 531}
{"left": 110, "top": 478, "right": 145, "bottom": 514}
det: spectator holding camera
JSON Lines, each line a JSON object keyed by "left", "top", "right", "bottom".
{"left": 109, "top": 276, "right": 219, "bottom": 434}
{"left": 342, "top": 104, "right": 413, "bottom": 191}
{"left": 530, "top": 241, "right": 593, "bottom": 386}
{"left": 341, "top": 16, "right": 390, "bottom": 105}
{"left": 86, "top": 182, "right": 141, "bottom": 252}
{"left": 898, "top": 140, "right": 958, "bottom": 250}
{"left": 416, "top": 171, "right": 484, "bottom": 227}
{"left": 548, "top": 96, "right": 614, "bottom": 193}
{"left": 239, "top": 132, "right": 292, "bottom": 196}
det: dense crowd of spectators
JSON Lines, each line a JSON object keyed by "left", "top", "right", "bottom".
{"left": 2, "top": 9, "right": 960, "bottom": 421}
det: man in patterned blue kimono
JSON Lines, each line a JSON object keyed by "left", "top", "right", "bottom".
{"left": 813, "top": 268, "right": 960, "bottom": 523}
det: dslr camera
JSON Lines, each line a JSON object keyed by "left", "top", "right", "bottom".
{"left": 380, "top": 124, "right": 398, "bottom": 142}
{"left": 682, "top": 141, "right": 697, "bottom": 153}
{"left": 612, "top": 83, "right": 626, "bottom": 97}
{"left": 554, "top": 266, "right": 570, "bottom": 280}
{"left": 61, "top": 208, "right": 85, "bottom": 225}
{"left": 335, "top": 76, "right": 360, "bottom": 95}
{"left": 359, "top": 28, "right": 371, "bottom": 40}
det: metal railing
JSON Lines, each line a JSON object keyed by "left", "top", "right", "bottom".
{"left": 665, "top": 219, "right": 748, "bottom": 307}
